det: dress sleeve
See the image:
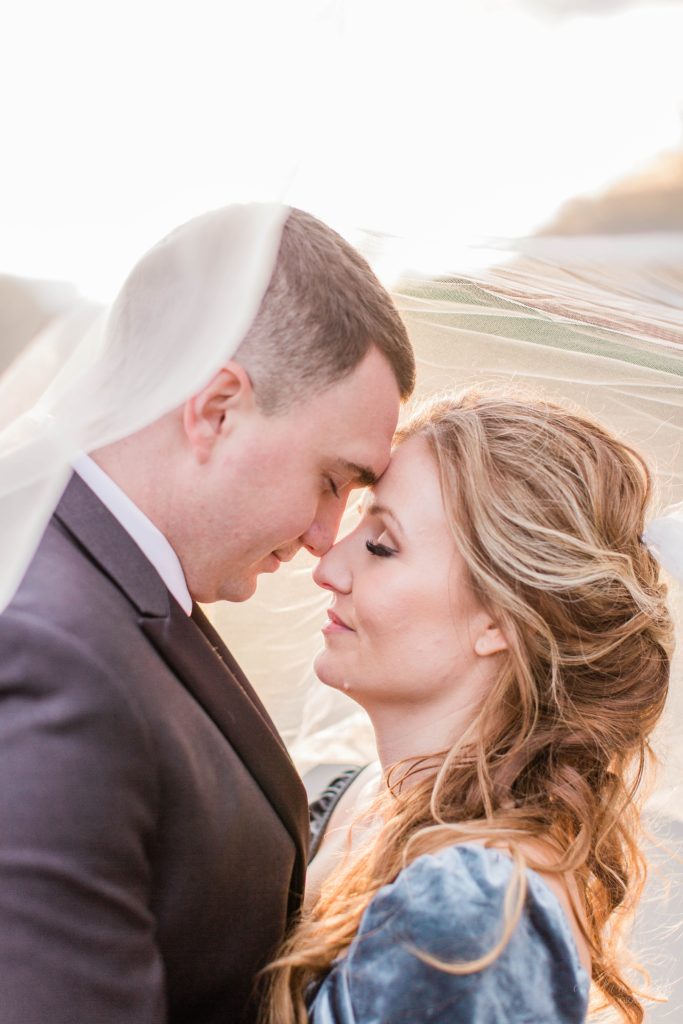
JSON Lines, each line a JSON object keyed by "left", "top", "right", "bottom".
{"left": 308, "top": 843, "right": 589, "bottom": 1024}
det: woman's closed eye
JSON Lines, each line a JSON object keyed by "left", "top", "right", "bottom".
{"left": 365, "top": 539, "right": 398, "bottom": 558}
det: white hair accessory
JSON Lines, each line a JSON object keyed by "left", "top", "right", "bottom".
{"left": 643, "top": 503, "right": 683, "bottom": 583}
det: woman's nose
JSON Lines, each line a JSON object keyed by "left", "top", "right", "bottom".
{"left": 312, "top": 535, "right": 353, "bottom": 594}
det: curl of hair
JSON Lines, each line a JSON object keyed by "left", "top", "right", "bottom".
{"left": 263, "top": 389, "right": 674, "bottom": 1024}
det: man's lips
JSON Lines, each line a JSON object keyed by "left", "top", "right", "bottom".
{"left": 261, "top": 546, "right": 301, "bottom": 574}
{"left": 322, "top": 609, "right": 355, "bottom": 634}
{"left": 273, "top": 546, "right": 300, "bottom": 564}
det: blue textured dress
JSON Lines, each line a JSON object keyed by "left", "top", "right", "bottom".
{"left": 307, "top": 843, "right": 589, "bottom": 1023}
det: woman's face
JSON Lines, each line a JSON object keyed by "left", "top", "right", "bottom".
{"left": 313, "top": 435, "right": 505, "bottom": 715}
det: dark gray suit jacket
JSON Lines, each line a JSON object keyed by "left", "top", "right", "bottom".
{"left": 0, "top": 474, "right": 309, "bottom": 1024}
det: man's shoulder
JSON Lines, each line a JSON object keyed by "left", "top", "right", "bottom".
{"left": 1, "top": 516, "right": 152, "bottom": 701}
{"left": 9, "top": 515, "right": 138, "bottom": 639}
{"left": 0, "top": 520, "right": 164, "bottom": 750}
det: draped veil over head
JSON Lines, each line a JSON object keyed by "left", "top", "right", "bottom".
{"left": 0, "top": 203, "right": 290, "bottom": 614}
{"left": 1, "top": 0, "right": 681, "bottom": 815}
{"left": 1, "top": 1, "right": 682, "bottom": 1017}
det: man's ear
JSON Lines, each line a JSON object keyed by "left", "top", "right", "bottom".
{"left": 473, "top": 617, "right": 509, "bottom": 658}
{"left": 183, "top": 362, "right": 254, "bottom": 464}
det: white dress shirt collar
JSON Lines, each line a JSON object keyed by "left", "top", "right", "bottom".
{"left": 72, "top": 454, "right": 193, "bottom": 615}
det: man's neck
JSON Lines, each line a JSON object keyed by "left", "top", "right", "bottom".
{"left": 75, "top": 451, "right": 193, "bottom": 614}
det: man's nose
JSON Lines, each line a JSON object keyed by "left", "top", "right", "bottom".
{"left": 301, "top": 495, "right": 348, "bottom": 559}
{"left": 312, "top": 531, "right": 352, "bottom": 594}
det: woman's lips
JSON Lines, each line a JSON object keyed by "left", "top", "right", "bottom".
{"left": 322, "top": 609, "right": 354, "bottom": 634}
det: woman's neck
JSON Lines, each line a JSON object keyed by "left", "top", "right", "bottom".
{"left": 367, "top": 694, "right": 482, "bottom": 778}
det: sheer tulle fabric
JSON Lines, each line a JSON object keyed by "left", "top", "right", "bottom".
{"left": 2, "top": 219, "right": 681, "bottom": 816}
{"left": 0, "top": 204, "right": 289, "bottom": 614}
{"left": 1, "top": 3, "right": 681, "bottom": 816}
{"left": 212, "top": 235, "right": 683, "bottom": 817}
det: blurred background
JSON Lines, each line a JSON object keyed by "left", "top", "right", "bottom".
{"left": 2, "top": 0, "right": 682, "bottom": 1016}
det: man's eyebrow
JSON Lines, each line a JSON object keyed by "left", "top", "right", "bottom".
{"left": 366, "top": 502, "right": 404, "bottom": 536}
{"left": 336, "top": 460, "right": 378, "bottom": 488}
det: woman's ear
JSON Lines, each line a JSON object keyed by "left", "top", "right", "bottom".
{"left": 473, "top": 619, "right": 509, "bottom": 658}
{"left": 183, "top": 362, "right": 254, "bottom": 464}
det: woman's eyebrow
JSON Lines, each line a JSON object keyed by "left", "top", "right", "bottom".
{"left": 366, "top": 502, "right": 404, "bottom": 536}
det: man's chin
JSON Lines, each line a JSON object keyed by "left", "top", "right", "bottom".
{"left": 209, "top": 573, "right": 259, "bottom": 604}
{"left": 225, "top": 580, "right": 258, "bottom": 603}
{"left": 202, "top": 558, "right": 281, "bottom": 604}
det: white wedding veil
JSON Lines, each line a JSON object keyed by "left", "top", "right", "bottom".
{"left": 216, "top": 232, "right": 683, "bottom": 788}
{"left": 2, "top": 1, "right": 681, "bottom": 803}
{"left": 0, "top": 203, "right": 289, "bottom": 614}
{"left": 2, "top": 0, "right": 682, "bottom": 1010}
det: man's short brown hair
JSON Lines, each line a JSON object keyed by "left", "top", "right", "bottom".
{"left": 235, "top": 208, "right": 415, "bottom": 413}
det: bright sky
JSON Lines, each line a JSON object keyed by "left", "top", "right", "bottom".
{"left": 2, "top": 0, "right": 682, "bottom": 299}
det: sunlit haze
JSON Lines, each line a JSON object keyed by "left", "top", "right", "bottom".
{"left": 2, "top": 0, "right": 682, "bottom": 298}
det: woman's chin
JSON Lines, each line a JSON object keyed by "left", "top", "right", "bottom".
{"left": 314, "top": 651, "right": 355, "bottom": 695}
{"left": 313, "top": 650, "right": 339, "bottom": 688}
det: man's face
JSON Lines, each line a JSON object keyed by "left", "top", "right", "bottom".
{"left": 180, "top": 347, "right": 402, "bottom": 602}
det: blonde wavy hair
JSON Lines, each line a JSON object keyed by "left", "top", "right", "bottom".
{"left": 264, "top": 389, "right": 674, "bottom": 1024}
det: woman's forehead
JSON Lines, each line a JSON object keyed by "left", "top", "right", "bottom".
{"left": 365, "top": 439, "right": 451, "bottom": 533}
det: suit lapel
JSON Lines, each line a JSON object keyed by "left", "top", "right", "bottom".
{"left": 190, "top": 604, "right": 290, "bottom": 754}
{"left": 140, "top": 602, "right": 309, "bottom": 889}
{"left": 55, "top": 473, "right": 309, "bottom": 899}
{"left": 55, "top": 472, "right": 171, "bottom": 617}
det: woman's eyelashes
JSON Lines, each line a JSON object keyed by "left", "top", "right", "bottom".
{"left": 365, "top": 539, "right": 398, "bottom": 558}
